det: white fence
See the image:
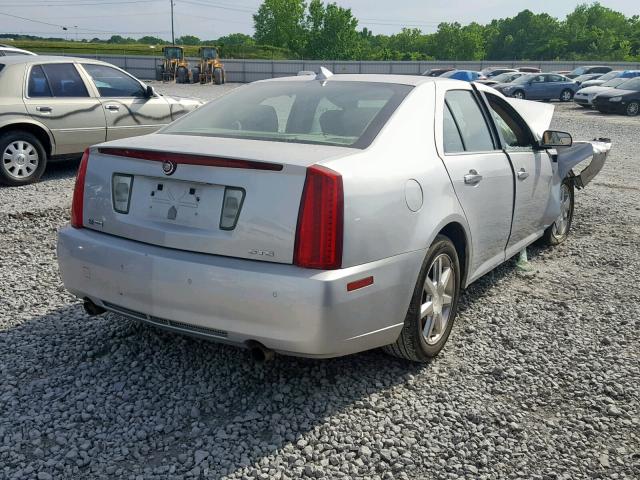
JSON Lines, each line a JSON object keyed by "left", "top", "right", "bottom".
{"left": 55, "top": 53, "right": 640, "bottom": 81}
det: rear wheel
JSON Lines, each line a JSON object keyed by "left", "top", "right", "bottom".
{"left": 560, "top": 89, "right": 574, "bottom": 102}
{"left": 542, "top": 178, "right": 574, "bottom": 245}
{"left": 176, "top": 66, "right": 188, "bottom": 84}
{"left": 383, "top": 235, "right": 461, "bottom": 362}
{"left": 625, "top": 101, "right": 639, "bottom": 117}
{"left": 191, "top": 67, "right": 200, "bottom": 84}
{"left": 0, "top": 131, "right": 47, "bottom": 186}
{"left": 214, "top": 68, "right": 223, "bottom": 85}
{"left": 513, "top": 90, "right": 525, "bottom": 99}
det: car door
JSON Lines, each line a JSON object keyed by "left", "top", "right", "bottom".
{"left": 483, "top": 92, "right": 555, "bottom": 257}
{"left": 79, "top": 63, "right": 171, "bottom": 141}
{"left": 435, "top": 85, "right": 514, "bottom": 280}
{"left": 526, "top": 74, "right": 547, "bottom": 99}
{"left": 23, "top": 63, "right": 106, "bottom": 155}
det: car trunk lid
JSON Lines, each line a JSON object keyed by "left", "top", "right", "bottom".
{"left": 82, "top": 133, "right": 356, "bottom": 264}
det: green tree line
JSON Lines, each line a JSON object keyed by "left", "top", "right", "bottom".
{"left": 252, "top": 1, "right": 640, "bottom": 61}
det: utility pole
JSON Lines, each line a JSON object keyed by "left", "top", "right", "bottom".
{"left": 170, "top": 0, "right": 175, "bottom": 45}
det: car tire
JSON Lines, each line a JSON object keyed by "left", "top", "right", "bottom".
{"left": 542, "top": 177, "right": 574, "bottom": 246}
{"left": 625, "top": 101, "right": 639, "bottom": 117}
{"left": 214, "top": 68, "right": 223, "bottom": 85}
{"left": 513, "top": 90, "right": 525, "bottom": 99}
{"left": 560, "top": 89, "right": 574, "bottom": 102}
{"left": 0, "top": 130, "right": 47, "bottom": 186}
{"left": 383, "top": 235, "right": 461, "bottom": 362}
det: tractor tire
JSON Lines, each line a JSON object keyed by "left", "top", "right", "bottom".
{"left": 191, "top": 67, "right": 201, "bottom": 84}
{"left": 214, "top": 68, "right": 223, "bottom": 85}
{"left": 176, "top": 66, "right": 188, "bottom": 84}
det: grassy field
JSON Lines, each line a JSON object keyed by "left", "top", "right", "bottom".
{"left": 3, "top": 40, "right": 293, "bottom": 59}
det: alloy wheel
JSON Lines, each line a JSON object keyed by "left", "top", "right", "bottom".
{"left": 421, "top": 253, "right": 456, "bottom": 345}
{"left": 514, "top": 91, "right": 525, "bottom": 99}
{"left": 561, "top": 90, "right": 573, "bottom": 102}
{"left": 627, "top": 102, "right": 639, "bottom": 116}
{"left": 552, "top": 183, "right": 572, "bottom": 237}
{"left": 2, "top": 140, "right": 39, "bottom": 180}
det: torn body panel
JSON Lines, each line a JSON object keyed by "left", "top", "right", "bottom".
{"left": 556, "top": 139, "right": 612, "bottom": 189}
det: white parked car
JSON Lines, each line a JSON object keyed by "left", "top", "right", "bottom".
{"left": 0, "top": 44, "right": 36, "bottom": 56}
{"left": 57, "top": 72, "right": 610, "bottom": 362}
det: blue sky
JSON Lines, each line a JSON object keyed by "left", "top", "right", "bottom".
{"left": 0, "top": 0, "right": 637, "bottom": 40}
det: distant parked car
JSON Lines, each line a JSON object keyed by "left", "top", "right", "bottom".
{"left": 0, "top": 44, "right": 36, "bottom": 56}
{"left": 565, "top": 65, "right": 612, "bottom": 79}
{"left": 440, "top": 70, "right": 484, "bottom": 82}
{"left": 480, "top": 67, "right": 518, "bottom": 78}
{"left": 495, "top": 73, "right": 578, "bottom": 101}
{"left": 592, "top": 77, "right": 640, "bottom": 116}
{"left": 422, "top": 67, "right": 454, "bottom": 77}
{"left": 476, "top": 71, "right": 525, "bottom": 86}
{"left": 574, "top": 77, "right": 634, "bottom": 108}
{"left": 579, "top": 70, "right": 640, "bottom": 89}
{"left": 0, "top": 56, "right": 202, "bottom": 185}
{"left": 573, "top": 73, "right": 604, "bottom": 86}
{"left": 518, "top": 67, "right": 541, "bottom": 73}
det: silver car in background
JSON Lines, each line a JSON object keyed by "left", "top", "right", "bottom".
{"left": 0, "top": 56, "right": 202, "bottom": 185}
{"left": 57, "top": 73, "right": 610, "bottom": 362}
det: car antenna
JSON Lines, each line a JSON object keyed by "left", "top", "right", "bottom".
{"left": 316, "top": 66, "right": 333, "bottom": 85}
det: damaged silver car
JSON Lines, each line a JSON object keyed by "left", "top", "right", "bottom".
{"left": 57, "top": 73, "right": 611, "bottom": 362}
{"left": 0, "top": 56, "right": 202, "bottom": 185}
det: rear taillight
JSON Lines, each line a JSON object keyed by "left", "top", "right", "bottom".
{"left": 70, "top": 149, "right": 90, "bottom": 228}
{"left": 294, "top": 165, "right": 343, "bottom": 270}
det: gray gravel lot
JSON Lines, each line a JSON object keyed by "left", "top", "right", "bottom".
{"left": 1, "top": 83, "right": 639, "bottom": 479}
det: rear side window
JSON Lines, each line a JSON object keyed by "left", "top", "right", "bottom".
{"left": 41, "top": 64, "right": 89, "bottom": 97}
{"left": 443, "top": 104, "right": 464, "bottom": 153}
{"left": 0, "top": 64, "right": 4, "bottom": 73}
{"left": 444, "top": 90, "right": 494, "bottom": 153}
{"left": 28, "top": 65, "right": 53, "bottom": 97}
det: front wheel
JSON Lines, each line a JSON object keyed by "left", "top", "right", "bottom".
{"left": 0, "top": 131, "right": 47, "bottom": 186}
{"left": 513, "top": 90, "right": 525, "bottom": 100}
{"left": 625, "top": 101, "right": 639, "bottom": 117}
{"left": 542, "top": 178, "right": 574, "bottom": 245}
{"left": 383, "top": 235, "right": 461, "bottom": 362}
{"left": 214, "top": 68, "right": 223, "bottom": 85}
{"left": 560, "top": 89, "right": 574, "bottom": 102}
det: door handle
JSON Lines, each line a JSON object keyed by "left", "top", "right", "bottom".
{"left": 464, "top": 169, "right": 483, "bottom": 185}
{"left": 36, "top": 106, "right": 52, "bottom": 113}
{"left": 517, "top": 168, "right": 530, "bottom": 180}
{"left": 105, "top": 104, "right": 120, "bottom": 112}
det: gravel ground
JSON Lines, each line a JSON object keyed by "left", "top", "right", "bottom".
{"left": 1, "top": 86, "right": 639, "bottom": 479}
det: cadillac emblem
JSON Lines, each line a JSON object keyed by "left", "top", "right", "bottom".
{"left": 162, "top": 160, "right": 177, "bottom": 176}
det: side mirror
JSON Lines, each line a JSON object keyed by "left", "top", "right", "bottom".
{"left": 145, "top": 85, "right": 155, "bottom": 98}
{"left": 540, "top": 130, "right": 573, "bottom": 148}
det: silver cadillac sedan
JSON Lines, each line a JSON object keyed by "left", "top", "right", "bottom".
{"left": 0, "top": 56, "right": 202, "bottom": 185}
{"left": 57, "top": 71, "right": 610, "bottom": 362}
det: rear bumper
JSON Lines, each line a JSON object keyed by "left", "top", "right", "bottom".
{"left": 57, "top": 227, "right": 423, "bottom": 358}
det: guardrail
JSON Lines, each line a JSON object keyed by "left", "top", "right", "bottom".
{"left": 49, "top": 53, "right": 640, "bottom": 82}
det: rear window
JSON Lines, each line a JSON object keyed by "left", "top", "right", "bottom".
{"left": 162, "top": 80, "right": 412, "bottom": 148}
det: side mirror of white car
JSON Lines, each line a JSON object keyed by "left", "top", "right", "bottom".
{"left": 540, "top": 130, "right": 573, "bottom": 148}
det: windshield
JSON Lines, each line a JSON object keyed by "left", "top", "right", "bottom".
{"left": 492, "top": 72, "right": 520, "bottom": 83}
{"left": 602, "top": 78, "right": 627, "bottom": 88}
{"left": 597, "top": 71, "right": 620, "bottom": 82}
{"left": 569, "top": 67, "right": 587, "bottom": 76}
{"left": 164, "top": 47, "right": 183, "bottom": 59}
{"left": 162, "top": 80, "right": 412, "bottom": 148}
{"left": 512, "top": 74, "right": 535, "bottom": 84}
{"left": 616, "top": 77, "right": 640, "bottom": 91}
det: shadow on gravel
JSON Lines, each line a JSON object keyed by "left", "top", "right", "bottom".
{"left": 40, "top": 158, "right": 81, "bottom": 183}
{"left": 1, "top": 302, "right": 428, "bottom": 477}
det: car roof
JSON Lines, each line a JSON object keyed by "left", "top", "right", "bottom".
{"left": 0, "top": 55, "right": 108, "bottom": 66}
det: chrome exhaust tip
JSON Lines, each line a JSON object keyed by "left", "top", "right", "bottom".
{"left": 245, "top": 341, "right": 275, "bottom": 362}
{"left": 83, "top": 298, "right": 106, "bottom": 316}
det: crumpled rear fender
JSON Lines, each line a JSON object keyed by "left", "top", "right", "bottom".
{"left": 556, "top": 138, "right": 612, "bottom": 189}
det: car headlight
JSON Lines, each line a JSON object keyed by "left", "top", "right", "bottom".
{"left": 609, "top": 96, "right": 623, "bottom": 103}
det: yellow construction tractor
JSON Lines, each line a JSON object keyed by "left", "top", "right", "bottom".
{"left": 156, "top": 46, "right": 191, "bottom": 83}
{"left": 191, "top": 47, "right": 226, "bottom": 85}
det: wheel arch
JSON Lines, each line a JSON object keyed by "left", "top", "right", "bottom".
{"left": 437, "top": 221, "right": 470, "bottom": 288}
{"left": 0, "top": 122, "right": 54, "bottom": 156}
